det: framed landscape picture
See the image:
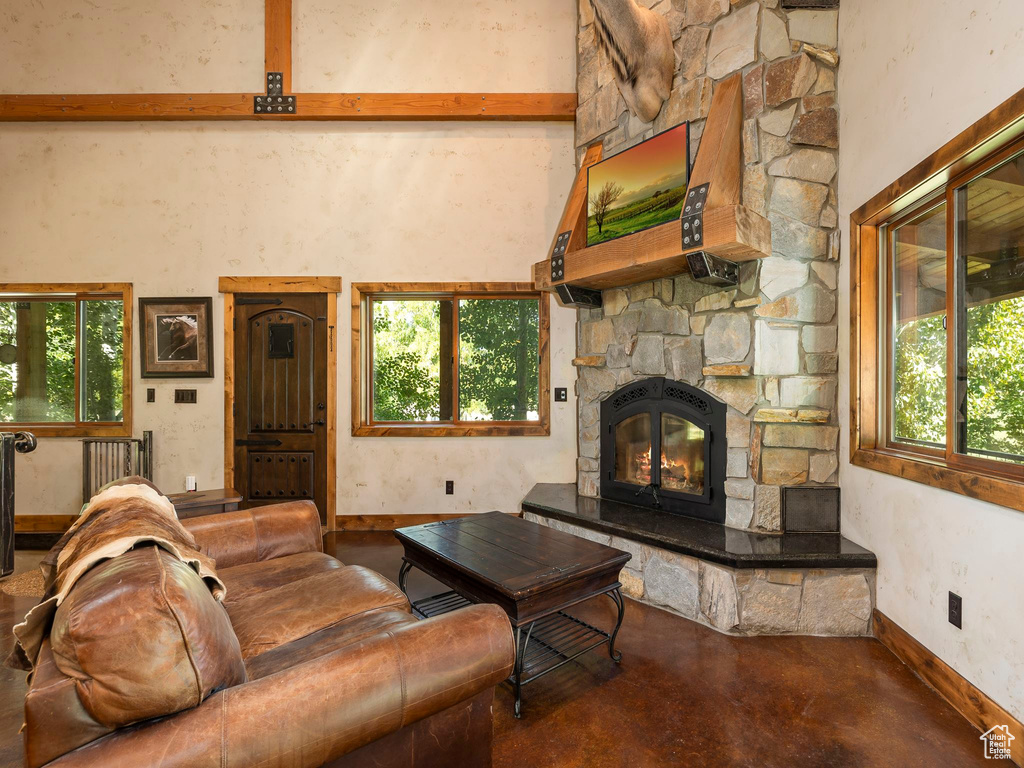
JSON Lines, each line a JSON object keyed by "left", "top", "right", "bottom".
{"left": 139, "top": 297, "right": 213, "bottom": 378}
{"left": 586, "top": 122, "right": 690, "bottom": 247}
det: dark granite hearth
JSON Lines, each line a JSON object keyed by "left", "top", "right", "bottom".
{"left": 522, "top": 484, "right": 876, "bottom": 570}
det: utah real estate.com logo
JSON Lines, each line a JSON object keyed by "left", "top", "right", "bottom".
{"left": 980, "top": 725, "right": 1014, "bottom": 760}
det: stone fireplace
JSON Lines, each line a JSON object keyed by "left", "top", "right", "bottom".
{"left": 601, "top": 377, "right": 726, "bottom": 523}
{"left": 573, "top": 0, "right": 844, "bottom": 535}
{"left": 521, "top": 0, "right": 877, "bottom": 639}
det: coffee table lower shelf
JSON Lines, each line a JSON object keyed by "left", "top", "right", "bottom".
{"left": 412, "top": 589, "right": 623, "bottom": 717}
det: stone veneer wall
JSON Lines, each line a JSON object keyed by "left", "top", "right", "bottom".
{"left": 575, "top": 0, "right": 842, "bottom": 532}
{"left": 523, "top": 512, "right": 875, "bottom": 635}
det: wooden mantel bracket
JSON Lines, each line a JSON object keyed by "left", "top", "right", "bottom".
{"left": 533, "top": 72, "right": 771, "bottom": 295}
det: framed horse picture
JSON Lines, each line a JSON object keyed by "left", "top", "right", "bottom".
{"left": 139, "top": 297, "right": 214, "bottom": 378}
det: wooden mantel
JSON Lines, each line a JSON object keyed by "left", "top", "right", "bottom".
{"left": 532, "top": 72, "right": 771, "bottom": 293}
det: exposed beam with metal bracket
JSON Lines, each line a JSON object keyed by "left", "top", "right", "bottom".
{"left": 0, "top": 0, "right": 576, "bottom": 123}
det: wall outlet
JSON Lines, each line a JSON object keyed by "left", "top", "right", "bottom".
{"left": 174, "top": 389, "right": 197, "bottom": 404}
{"left": 147, "top": 388, "right": 155, "bottom": 403}
{"left": 445, "top": 480, "right": 454, "bottom": 495}
{"left": 948, "top": 591, "right": 962, "bottom": 629}
{"left": 554, "top": 387, "right": 568, "bottom": 402}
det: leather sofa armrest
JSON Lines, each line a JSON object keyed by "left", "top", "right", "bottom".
{"left": 180, "top": 501, "right": 322, "bottom": 569}
{"left": 42, "top": 604, "right": 516, "bottom": 768}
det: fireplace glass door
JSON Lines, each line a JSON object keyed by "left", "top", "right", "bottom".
{"left": 614, "top": 413, "right": 652, "bottom": 486}
{"left": 601, "top": 377, "right": 726, "bottom": 523}
{"left": 660, "top": 413, "right": 705, "bottom": 495}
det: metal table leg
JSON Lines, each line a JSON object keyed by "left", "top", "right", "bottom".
{"left": 512, "top": 621, "right": 537, "bottom": 719}
{"left": 397, "top": 560, "right": 412, "bottom": 595}
{"left": 606, "top": 587, "right": 625, "bottom": 663}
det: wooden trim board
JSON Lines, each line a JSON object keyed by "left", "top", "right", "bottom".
{"left": 14, "top": 514, "right": 79, "bottom": 533}
{"left": 218, "top": 276, "right": 342, "bottom": 293}
{"left": 265, "top": 0, "right": 292, "bottom": 93}
{"left": 332, "top": 512, "right": 522, "bottom": 531}
{"left": 874, "top": 610, "right": 1023, "bottom": 766}
{"left": 0, "top": 93, "right": 577, "bottom": 122}
{"left": 219, "top": 276, "right": 340, "bottom": 529}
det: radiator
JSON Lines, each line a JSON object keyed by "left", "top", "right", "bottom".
{"left": 81, "top": 431, "right": 153, "bottom": 505}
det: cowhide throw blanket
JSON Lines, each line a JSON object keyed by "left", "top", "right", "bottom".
{"left": 8, "top": 482, "right": 225, "bottom": 673}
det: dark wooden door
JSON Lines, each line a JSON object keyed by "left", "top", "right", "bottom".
{"left": 233, "top": 293, "right": 328, "bottom": 523}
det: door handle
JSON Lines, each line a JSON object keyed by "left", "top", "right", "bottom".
{"left": 235, "top": 438, "right": 283, "bottom": 446}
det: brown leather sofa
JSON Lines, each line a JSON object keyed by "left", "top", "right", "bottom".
{"left": 23, "top": 501, "right": 516, "bottom": 768}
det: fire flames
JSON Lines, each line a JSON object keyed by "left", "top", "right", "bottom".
{"left": 628, "top": 446, "right": 703, "bottom": 494}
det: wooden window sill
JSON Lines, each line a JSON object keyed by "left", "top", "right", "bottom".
{"left": 3, "top": 424, "right": 131, "bottom": 438}
{"left": 353, "top": 423, "right": 550, "bottom": 438}
{"left": 851, "top": 448, "right": 1024, "bottom": 513}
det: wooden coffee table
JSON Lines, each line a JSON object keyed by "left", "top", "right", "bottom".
{"left": 394, "top": 512, "right": 630, "bottom": 717}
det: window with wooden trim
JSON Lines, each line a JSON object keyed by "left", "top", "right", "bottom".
{"left": 0, "top": 284, "right": 132, "bottom": 437}
{"left": 852, "top": 88, "right": 1024, "bottom": 511}
{"left": 352, "top": 283, "right": 549, "bottom": 436}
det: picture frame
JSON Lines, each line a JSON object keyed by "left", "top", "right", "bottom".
{"left": 586, "top": 121, "right": 691, "bottom": 247}
{"left": 139, "top": 297, "right": 214, "bottom": 378}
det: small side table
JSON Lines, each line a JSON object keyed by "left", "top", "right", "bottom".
{"left": 395, "top": 512, "right": 630, "bottom": 718}
{"left": 169, "top": 488, "right": 242, "bottom": 519}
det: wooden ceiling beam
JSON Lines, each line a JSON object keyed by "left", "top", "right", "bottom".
{"left": 265, "top": 0, "right": 292, "bottom": 92}
{"left": 0, "top": 0, "right": 576, "bottom": 122}
{"left": 0, "top": 92, "right": 577, "bottom": 122}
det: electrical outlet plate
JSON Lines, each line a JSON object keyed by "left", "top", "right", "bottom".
{"left": 445, "top": 480, "right": 454, "bottom": 495}
{"left": 554, "top": 387, "right": 568, "bottom": 402}
{"left": 174, "top": 389, "right": 197, "bottom": 404}
{"left": 948, "top": 591, "right": 962, "bottom": 629}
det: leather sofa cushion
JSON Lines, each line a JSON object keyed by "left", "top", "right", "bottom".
{"left": 228, "top": 565, "right": 410, "bottom": 660}
{"left": 182, "top": 501, "right": 322, "bottom": 569}
{"left": 244, "top": 608, "right": 417, "bottom": 680}
{"left": 50, "top": 546, "right": 246, "bottom": 729}
{"left": 23, "top": 640, "right": 113, "bottom": 768}
{"left": 219, "top": 551, "right": 344, "bottom": 604}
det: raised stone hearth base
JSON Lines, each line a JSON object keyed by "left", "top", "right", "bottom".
{"left": 524, "top": 512, "right": 874, "bottom": 637}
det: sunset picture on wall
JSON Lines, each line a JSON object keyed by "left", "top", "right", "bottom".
{"left": 586, "top": 122, "right": 690, "bottom": 247}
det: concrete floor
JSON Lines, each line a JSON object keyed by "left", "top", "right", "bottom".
{"left": 0, "top": 538, "right": 991, "bottom": 768}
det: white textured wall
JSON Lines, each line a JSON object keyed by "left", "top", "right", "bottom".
{"left": 0, "top": 1, "right": 578, "bottom": 520}
{"left": 294, "top": 0, "right": 576, "bottom": 92}
{"left": 0, "top": 0, "right": 264, "bottom": 93}
{"left": 837, "top": 0, "right": 1024, "bottom": 721}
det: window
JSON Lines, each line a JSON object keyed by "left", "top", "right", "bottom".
{"left": 886, "top": 200, "right": 947, "bottom": 453}
{"left": 352, "top": 283, "right": 549, "bottom": 436}
{"left": 852, "top": 90, "right": 1024, "bottom": 511}
{"left": 0, "top": 284, "right": 132, "bottom": 436}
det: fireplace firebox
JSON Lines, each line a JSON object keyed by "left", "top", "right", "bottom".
{"left": 600, "top": 378, "right": 726, "bottom": 523}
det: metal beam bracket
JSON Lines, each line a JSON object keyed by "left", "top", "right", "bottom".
{"left": 255, "top": 72, "right": 296, "bottom": 115}
{"left": 555, "top": 284, "right": 603, "bottom": 309}
{"left": 680, "top": 182, "right": 709, "bottom": 250}
{"left": 550, "top": 230, "right": 571, "bottom": 282}
{"left": 686, "top": 251, "right": 739, "bottom": 287}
